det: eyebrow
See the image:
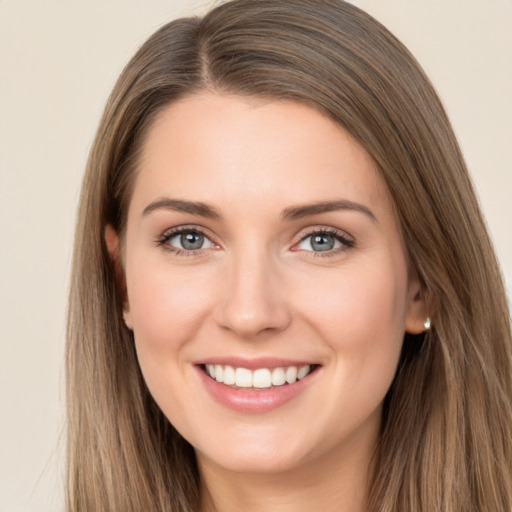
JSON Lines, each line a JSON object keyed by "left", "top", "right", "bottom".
{"left": 281, "top": 200, "right": 377, "bottom": 222}
{"left": 142, "top": 198, "right": 222, "bottom": 220}
{"left": 142, "top": 197, "right": 376, "bottom": 223}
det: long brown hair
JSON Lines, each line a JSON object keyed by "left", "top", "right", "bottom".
{"left": 66, "top": 1, "right": 512, "bottom": 510}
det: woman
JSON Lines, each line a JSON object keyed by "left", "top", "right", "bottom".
{"left": 66, "top": 0, "right": 512, "bottom": 510}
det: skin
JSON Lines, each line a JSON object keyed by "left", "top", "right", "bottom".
{"left": 107, "top": 93, "right": 427, "bottom": 512}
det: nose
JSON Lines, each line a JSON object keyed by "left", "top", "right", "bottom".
{"left": 214, "top": 248, "right": 292, "bottom": 339}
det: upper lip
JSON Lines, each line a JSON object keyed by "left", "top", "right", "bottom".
{"left": 194, "top": 357, "right": 320, "bottom": 370}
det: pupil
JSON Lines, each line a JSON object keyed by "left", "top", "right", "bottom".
{"left": 311, "top": 234, "right": 334, "bottom": 251}
{"left": 181, "top": 232, "right": 203, "bottom": 250}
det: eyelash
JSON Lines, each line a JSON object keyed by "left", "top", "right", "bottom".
{"left": 155, "top": 226, "right": 354, "bottom": 257}
{"left": 296, "top": 227, "right": 355, "bottom": 258}
{"left": 155, "top": 226, "right": 212, "bottom": 257}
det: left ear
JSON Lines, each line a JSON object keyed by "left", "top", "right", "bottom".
{"left": 404, "top": 273, "right": 429, "bottom": 335}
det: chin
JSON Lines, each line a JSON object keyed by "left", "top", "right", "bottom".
{"left": 194, "top": 429, "right": 312, "bottom": 475}
{"left": 205, "top": 450, "right": 306, "bottom": 475}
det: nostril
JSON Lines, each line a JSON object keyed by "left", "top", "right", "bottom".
{"left": 214, "top": 302, "right": 292, "bottom": 339}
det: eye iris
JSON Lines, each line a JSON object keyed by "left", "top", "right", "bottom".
{"left": 181, "top": 232, "right": 204, "bottom": 250}
{"left": 311, "top": 234, "right": 335, "bottom": 251}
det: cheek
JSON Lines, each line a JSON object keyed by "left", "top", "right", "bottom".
{"left": 125, "top": 260, "right": 215, "bottom": 358}
{"left": 298, "top": 262, "right": 408, "bottom": 434}
{"left": 303, "top": 262, "right": 406, "bottom": 334}
{"left": 124, "top": 260, "right": 219, "bottom": 427}
{"left": 295, "top": 259, "right": 408, "bottom": 382}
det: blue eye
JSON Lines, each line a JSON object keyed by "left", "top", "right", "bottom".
{"left": 160, "top": 229, "right": 215, "bottom": 252}
{"left": 296, "top": 230, "right": 353, "bottom": 253}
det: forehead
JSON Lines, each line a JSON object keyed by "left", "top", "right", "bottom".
{"left": 130, "top": 92, "right": 391, "bottom": 218}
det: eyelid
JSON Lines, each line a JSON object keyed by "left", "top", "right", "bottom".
{"left": 155, "top": 224, "right": 354, "bottom": 257}
{"left": 155, "top": 224, "right": 221, "bottom": 254}
{"left": 295, "top": 225, "right": 354, "bottom": 242}
{"left": 291, "top": 226, "right": 355, "bottom": 255}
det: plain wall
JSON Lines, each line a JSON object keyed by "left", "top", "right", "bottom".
{"left": 0, "top": 1, "right": 510, "bottom": 510}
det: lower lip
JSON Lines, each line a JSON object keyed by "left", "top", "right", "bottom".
{"left": 196, "top": 366, "right": 319, "bottom": 413}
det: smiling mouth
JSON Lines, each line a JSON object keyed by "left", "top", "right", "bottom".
{"left": 202, "top": 364, "right": 319, "bottom": 390}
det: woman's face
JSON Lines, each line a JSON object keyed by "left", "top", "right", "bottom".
{"left": 117, "top": 93, "right": 426, "bottom": 476}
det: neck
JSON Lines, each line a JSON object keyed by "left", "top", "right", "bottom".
{"left": 197, "top": 431, "right": 376, "bottom": 512}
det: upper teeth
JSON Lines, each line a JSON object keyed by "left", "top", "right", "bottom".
{"left": 205, "top": 364, "right": 312, "bottom": 389}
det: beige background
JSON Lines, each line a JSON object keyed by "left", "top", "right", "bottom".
{"left": 0, "top": 1, "right": 510, "bottom": 510}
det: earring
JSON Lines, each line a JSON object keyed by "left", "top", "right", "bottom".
{"left": 424, "top": 316, "right": 431, "bottom": 331}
